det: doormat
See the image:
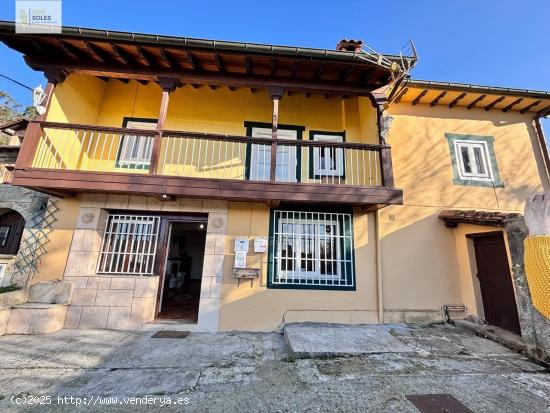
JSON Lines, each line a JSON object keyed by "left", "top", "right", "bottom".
{"left": 406, "top": 394, "right": 473, "bottom": 413}
{"left": 151, "top": 331, "right": 190, "bottom": 338}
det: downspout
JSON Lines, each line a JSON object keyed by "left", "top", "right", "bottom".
{"left": 375, "top": 209, "right": 383, "bottom": 323}
{"left": 534, "top": 114, "right": 550, "bottom": 189}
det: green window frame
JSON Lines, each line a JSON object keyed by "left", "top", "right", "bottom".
{"left": 267, "top": 206, "right": 356, "bottom": 290}
{"left": 115, "top": 117, "right": 158, "bottom": 170}
{"left": 308, "top": 130, "right": 346, "bottom": 180}
{"left": 445, "top": 133, "right": 504, "bottom": 188}
{"left": 243, "top": 121, "right": 305, "bottom": 182}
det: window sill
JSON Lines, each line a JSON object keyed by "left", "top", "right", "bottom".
{"left": 452, "top": 178, "right": 504, "bottom": 188}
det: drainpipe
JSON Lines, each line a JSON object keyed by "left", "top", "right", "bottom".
{"left": 375, "top": 210, "right": 384, "bottom": 323}
{"left": 534, "top": 114, "right": 550, "bottom": 189}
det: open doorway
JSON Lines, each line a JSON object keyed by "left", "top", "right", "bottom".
{"left": 157, "top": 221, "right": 207, "bottom": 323}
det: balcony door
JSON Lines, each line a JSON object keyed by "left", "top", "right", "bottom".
{"left": 117, "top": 118, "right": 157, "bottom": 170}
{"left": 249, "top": 127, "right": 298, "bottom": 182}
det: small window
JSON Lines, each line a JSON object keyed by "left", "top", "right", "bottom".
{"left": 455, "top": 140, "right": 492, "bottom": 181}
{"left": 445, "top": 134, "right": 503, "bottom": 187}
{"left": 117, "top": 119, "right": 157, "bottom": 169}
{"left": 269, "top": 209, "right": 355, "bottom": 289}
{"left": 98, "top": 214, "right": 161, "bottom": 275}
{"left": 310, "top": 132, "right": 345, "bottom": 179}
{"left": 0, "top": 226, "right": 10, "bottom": 247}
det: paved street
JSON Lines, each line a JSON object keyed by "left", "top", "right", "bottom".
{"left": 0, "top": 324, "right": 548, "bottom": 412}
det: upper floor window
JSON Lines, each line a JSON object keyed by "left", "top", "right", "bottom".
{"left": 445, "top": 134, "right": 503, "bottom": 187}
{"left": 117, "top": 118, "right": 157, "bottom": 169}
{"left": 310, "top": 131, "right": 345, "bottom": 179}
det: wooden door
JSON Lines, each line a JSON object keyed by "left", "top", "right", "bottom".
{"left": 472, "top": 233, "right": 520, "bottom": 334}
{"left": 0, "top": 211, "right": 25, "bottom": 255}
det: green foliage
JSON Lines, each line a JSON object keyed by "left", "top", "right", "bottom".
{"left": 0, "top": 90, "right": 36, "bottom": 144}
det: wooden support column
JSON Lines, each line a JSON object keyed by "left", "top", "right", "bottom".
{"left": 150, "top": 77, "right": 179, "bottom": 175}
{"left": 369, "top": 89, "right": 395, "bottom": 188}
{"left": 267, "top": 86, "right": 285, "bottom": 182}
{"left": 15, "top": 70, "right": 65, "bottom": 170}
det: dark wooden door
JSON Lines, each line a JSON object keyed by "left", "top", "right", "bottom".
{"left": 0, "top": 211, "right": 25, "bottom": 255}
{"left": 472, "top": 233, "right": 520, "bottom": 334}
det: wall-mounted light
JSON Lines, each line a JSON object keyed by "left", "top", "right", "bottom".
{"left": 32, "top": 85, "right": 47, "bottom": 115}
{"left": 199, "top": 223, "right": 205, "bottom": 229}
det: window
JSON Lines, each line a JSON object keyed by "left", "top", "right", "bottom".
{"left": 248, "top": 127, "right": 298, "bottom": 182}
{"left": 445, "top": 134, "right": 503, "bottom": 187}
{"left": 0, "top": 226, "right": 10, "bottom": 247}
{"left": 310, "top": 132, "right": 345, "bottom": 179}
{"left": 98, "top": 214, "right": 161, "bottom": 275}
{"left": 117, "top": 119, "right": 157, "bottom": 169}
{"left": 269, "top": 210, "right": 355, "bottom": 289}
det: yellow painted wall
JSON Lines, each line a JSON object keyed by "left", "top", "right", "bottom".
{"left": 219, "top": 202, "right": 379, "bottom": 330}
{"left": 378, "top": 102, "right": 545, "bottom": 318}
{"left": 30, "top": 197, "right": 80, "bottom": 284}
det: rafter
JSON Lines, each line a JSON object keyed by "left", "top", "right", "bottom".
{"left": 135, "top": 46, "right": 154, "bottom": 66}
{"left": 270, "top": 58, "right": 277, "bottom": 77}
{"left": 341, "top": 65, "right": 354, "bottom": 82}
{"left": 467, "top": 94, "right": 486, "bottom": 110}
{"left": 110, "top": 44, "right": 129, "bottom": 65}
{"left": 315, "top": 63, "right": 325, "bottom": 80}
{"left": 536, "top": 104, "right": 550, "bottom": 117}
{"left": 484, "top": 96, "right": 506, "bottom": 111}
{"left": 245, "top": 56, "right": 252, "bottom": 75}
{"left": 448, "top": 92, "right": 467, "bottom": 108}
{"left": 394, "top": 87, "right": 408, "bottom": 103}
{"left": 158, "top": 48, "right": 179, "bottom": 70}
{"left": 214, "top": 53, "right": 225, "bottom": 73}
{"left": 187, "top": 51, "right": 198, "bottom": 70}
{"left": 58, "top": 40, "right": 89, "bottom": 61}
{"left": 412, "top": 89, "right": 428, "bottom": 105}
{"left": 291, "top": 60, "right": 298, "bottom": 78}
{"left": 520, "top": 100, "right": 542, "bottom": 114}
{"left": 502, "top": 98, "right": 524, "bottom": 112}
{"left": 429, "top": 91, "right": 447, "bottom": 107}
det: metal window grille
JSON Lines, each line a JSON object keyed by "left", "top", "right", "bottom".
{"left": 271, "top": 210, "right": 354, "bottom": 288}
{"left": 97, "top": 214, "right": 161, "bottom": 275}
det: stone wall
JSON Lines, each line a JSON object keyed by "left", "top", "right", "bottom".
{"left": 63, "top": 194, "right": 227, "bottom": 331}
{"left": 0, "top": 185, "right": 49, "bottom": 287}
{"left": 505, "top": 216, "right": 550, "bottom": 362}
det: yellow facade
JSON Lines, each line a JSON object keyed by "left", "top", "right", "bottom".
{"left": 28, "top": 73, "right": 548, "bottom": 331}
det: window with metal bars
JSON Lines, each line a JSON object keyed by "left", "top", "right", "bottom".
{"left": 97, "top": 214, "right": 161, "bottom": 275}
{"left": 268, "top": 210, "right": 355, "bottom": 289}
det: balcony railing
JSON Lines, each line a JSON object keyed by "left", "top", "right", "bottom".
{"left": 28, "top": 121, "right": 390, "bottom": 186}
{"left": 14, "top": 121, "right": 401, "bottom": 206}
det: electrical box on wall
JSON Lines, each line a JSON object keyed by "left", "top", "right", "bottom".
{"left": 254, "top": 237, "right": 268, "bottom": 253}
{"left": 234, "top": 237, "right": 249, "bottom": 253}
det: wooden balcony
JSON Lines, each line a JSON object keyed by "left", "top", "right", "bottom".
{"left": 12, "top": 121, "right": 402, "bottom": 208}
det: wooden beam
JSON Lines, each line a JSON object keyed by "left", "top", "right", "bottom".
{"left": 467, "top": 94, "right": 486, "bottom": 110}
{"left": 58, "top": 40, "right": 90, "bottom": 61}
{"left": 412, "top": 89, "right": 428, "bottom": 105}
{"left": 341, "top": 66, "right": 355, "bottom": 82}
{"left": 158, "top": 48, "right": 180, "bottom": 70}
{"left": 430, "top": 91, "right": 447, "bottom": 107}
{"left": 149, "top": 88, "right": 170, "bottom": 174}
{"left": 448, "top": 92, "right": 467, "bottom": 108}
{"left": 394, "top": 87, "right": 408, "bottom": 103}
{"left": 186, "top": 51, "right": 198, "bottom": 70}
{"left": 291, "top": 60, "right": 298, "bottom": 78}
{"left": 116, "top": 78, "right": 130, "bottom": 84}
{"left": 315, "top": 63, "right": 325, "bottom": 80}
{"left": 484, "top": 95, "right": 506, "bottom": 111}
{"left": 136, "top": 46, "right": 154, "bottom": 66}
{"left": 25, "top": 57, "right": 381, "bottom": 96}
{"left": 214, "top": 53, "right": 225, "bottom": 73}
{"left": 537, "top": 105, "right": 550, "bottom": 117}
{"left": 520, "top": 100, "right": 542, "bottom": 114}
{"left": 43, "top": 68, "right": 68, "bottom": 85}
{"left": 110, "top": 44, "right": 129, "bottom": 64}
{"left": 270, "top": 58, "right": 277, "bottom": 77}
{"left": 245, "top": 56, "right": 252, "bottom": 75}
{"left": 157, "top": 77, "right": 179, "bottom": 92}
{"left": 502, "top": 98, "right": 524, "bottom": 112}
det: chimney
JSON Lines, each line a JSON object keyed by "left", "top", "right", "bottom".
{"left": 336, "top": 39, "right": 363, "bottom": 53}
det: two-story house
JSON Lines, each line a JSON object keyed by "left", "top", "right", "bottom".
{"left": 0, "top": 21, "right": 548, "bottom": 333}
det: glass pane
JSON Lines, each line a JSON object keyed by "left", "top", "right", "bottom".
{"left": 460, "top": 146, "right": 472, "bottom": 173}
{"left": 473, "top": 147, "right": 485, "bottom": 174}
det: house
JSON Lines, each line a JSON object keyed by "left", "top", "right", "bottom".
{"left": 0, "top": 20, "right": 548, "bottom": 333}
{"left": 0, "top": 119, "right": 54, "bottom": 288}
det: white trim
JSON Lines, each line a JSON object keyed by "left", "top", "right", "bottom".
{"left": 453, "top": 139, "right": 494, "bottom": 182}
{"left": 312, "top": 133, "right": 344, "bottom": 177}
{"left": 250, "top": 127, "right": 298, "bottom": 182}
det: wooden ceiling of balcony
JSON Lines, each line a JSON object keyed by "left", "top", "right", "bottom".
{"left": 0, "top": 24, "right": 400, "bottom": 96}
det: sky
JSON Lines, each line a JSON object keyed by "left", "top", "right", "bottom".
{"left": 0, "top": 0, "right": 549, "bottom": 130}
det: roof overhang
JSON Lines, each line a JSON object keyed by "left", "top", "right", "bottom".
{"left": 439, "top": 209, "right": 521, "bottom": 228}
{"left": 0, "top": 21, "right": 411, "bottom": 96}
{"left": 392, "top": 79, "right": 550, "bottom": 116}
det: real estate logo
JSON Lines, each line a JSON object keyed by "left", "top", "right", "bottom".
{"left": 15, "top": 0, "right": 62, "bottom": 33}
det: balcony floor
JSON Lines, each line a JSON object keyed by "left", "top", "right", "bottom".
{"left": 12, "top": 168, "right": 403, "bottom": 209}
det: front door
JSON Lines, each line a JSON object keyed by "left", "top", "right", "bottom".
{"left": 472, "top": 233, "right": 520, "bottom": 334}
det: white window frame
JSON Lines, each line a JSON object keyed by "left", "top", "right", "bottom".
{"left": 97, "top": 214, "right": 161, "bottom": 275}
{"left": 270, "top": 210, "right": 354, "bottom": 288}
{"left": 312, "top": 133, "right": 345, "bottom": 178}
{"left": 453, "top": 139, "right": 493, "bottom": 182}
{"left": 118, "top": 120, "right": 157, "bottom": 168}
{"left": 249, "top": 127, "right": 298, "bottom": 182}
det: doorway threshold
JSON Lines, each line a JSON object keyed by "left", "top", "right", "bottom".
{"left": 143, "top": 319, "right": 199, "bottom": 332}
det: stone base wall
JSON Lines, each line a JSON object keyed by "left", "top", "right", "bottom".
{"left": 63, "top": 194, "right": 227, "bottom": 331}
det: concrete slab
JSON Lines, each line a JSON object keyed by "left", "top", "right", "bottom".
{"left": 284, "top": 322, "right": 414, "bottom": 359}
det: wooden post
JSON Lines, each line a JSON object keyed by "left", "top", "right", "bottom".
{"left": 267, "top": 86, "right": 285, "bottom": 182}
{"left": 369, "top": 90, "right": 395, "bottom": 188}
{"left": 380, "top": 147, "right": 395, "bottom": 188}
{"left": 150, "top": 77, "right": 179, "bottom": 175}
{"left": 15, "top": 79, "right": 58, "bottom": 170}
